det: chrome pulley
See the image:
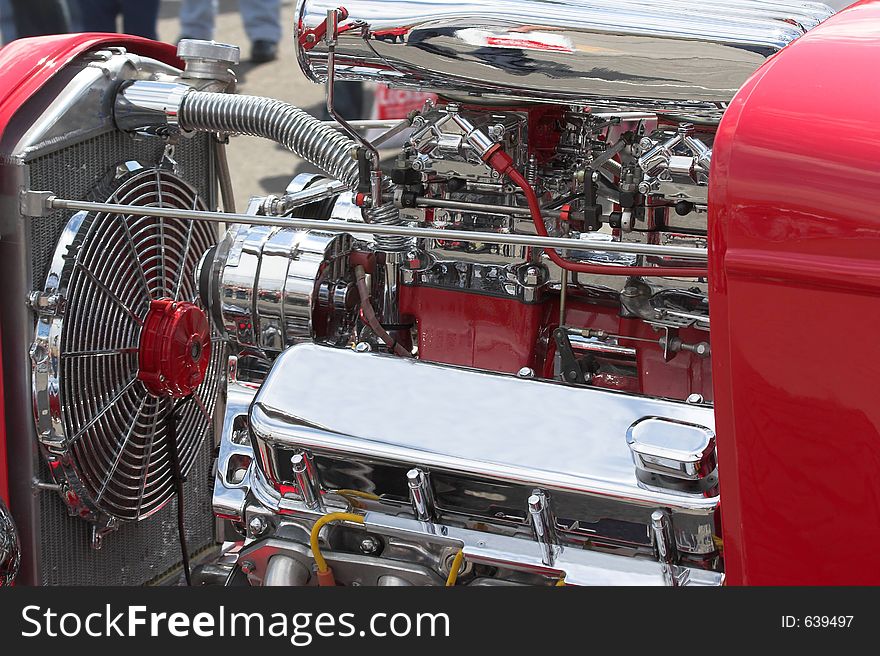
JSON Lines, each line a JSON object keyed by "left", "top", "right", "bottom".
{"left": 30, "top": 163, "right": 224, "bottom": 535}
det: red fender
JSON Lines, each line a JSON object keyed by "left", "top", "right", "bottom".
{"left": 710, "top": 1, "right": 880, "bottom": 584}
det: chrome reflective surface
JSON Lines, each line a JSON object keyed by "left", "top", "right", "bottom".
{"left": 250, "top": 344, "right": 720, "bottom": 558}
{"left": 627, "top": 417, "right": 717, "bottom": 482}
{"left": 0, "top": 497, "right": 20, "bottom": 586}
{"left": 212, "top": 356, "right": 259, "bottom": 522}
{"left": 240, "top": 482, "right": 723, "bottom": 586}
{"left": 202, "top": 223, "right": 354, "bottom": 354}
{"left": 296, "top": 0, "right": 834, "bottom": 118}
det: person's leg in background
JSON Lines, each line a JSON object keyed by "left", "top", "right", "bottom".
{"left": 239, "top": 0, "right": 280, "bottom": 63}
{"left": 1, "top": 0, "right": 18, "bottom": 42}
{"left": 179, "top": 0, "right": 217, "bottom": 41}
{"left": 75, "top": 0, "right": 120, "bottom": 33}
{"left": 120, "top": 0, "right": 159, "bottom": 40}
{"left": 10, "top": 0, "right": 71, "bottom": 37}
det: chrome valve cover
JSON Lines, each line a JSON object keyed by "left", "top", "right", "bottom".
{"left": 296, "top": 0, "right": 835, "bottom": 120}
{"left": 250, "top": 344, "right": 720, "bottom": 561}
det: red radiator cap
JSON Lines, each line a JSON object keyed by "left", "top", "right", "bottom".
{"left": 138, "top": 299, "right": 211, "bottom": 398}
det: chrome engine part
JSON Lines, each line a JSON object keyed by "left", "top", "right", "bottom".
{"left": 220, "top": 344, "right": 721, "bottom": 586}
{"left": 8, "top": 0, "right": 837, "bottom": 588}
{"left": 199, "top": 224, "right": 356, "bottom": 355}
{"left": 296, "top": 0, "right": 834, "bottom": 121}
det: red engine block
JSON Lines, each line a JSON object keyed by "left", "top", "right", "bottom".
{"left": 399, "top": 285, "right": 712, "bottom": 401}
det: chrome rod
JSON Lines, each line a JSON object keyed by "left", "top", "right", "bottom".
{"left": 321, "top": 119, "right": 405, "bottom": 130}
{"left": 416, "top": 196, "right": 555, "bottom": 218}
{"left": 45, "top": 196, "right": 708, "bottom": 261}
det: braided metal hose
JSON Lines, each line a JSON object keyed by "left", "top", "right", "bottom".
{"left": 179, "top": 91, "right": 411, "bottom": 251}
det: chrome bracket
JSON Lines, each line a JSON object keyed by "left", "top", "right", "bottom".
{"left": 19, "top": 190, "right": 54, "bottom": 217}
{"left": 27, "top": 290, "right": 65, "bottom": 316}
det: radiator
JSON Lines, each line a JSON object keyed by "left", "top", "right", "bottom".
{"left": 0, "top": 47, "right": 220, "bottom": 585}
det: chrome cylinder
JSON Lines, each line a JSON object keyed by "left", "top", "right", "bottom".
{"left": 263, "top": 554, "right": 312, "bottom": 586}
{"left": 114, "top": 80, "right": 191, "bottom": 135}
{"left": 292, "top": 453, "right": 323, "bottom": 511}
{"left": 199, "top": 224, "right": 354, "bottom": 353}
{"left": 407, "top": 468, "right": 435, "bottom": 521}
{"left": 295, "top": 0, "right": 834, "bottom": 120}
{"left": 527, "top": 491, "right": 556, "bottom": 567}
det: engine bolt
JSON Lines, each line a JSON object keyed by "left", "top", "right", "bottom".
{"left": 248, "top": 516, "right": 268, "bottom": 537}
{"left": 359, "top": 536, "right": 381, "bottom": 555}
{"left": 517, "top": 367, "right": 535, "bottom": 379}
{"left": 354, "top": 342, "right": 372, "bottom": 353}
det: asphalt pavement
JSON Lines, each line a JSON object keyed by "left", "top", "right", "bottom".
{"left": 157, "top": 0, "right": 327, "bottom": 201}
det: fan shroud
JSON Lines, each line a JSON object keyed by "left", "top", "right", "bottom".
{"left": 31, "top": 163, "right": 224, "bottom": 528}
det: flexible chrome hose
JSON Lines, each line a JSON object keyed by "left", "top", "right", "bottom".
{"left": 366, "top": 203, "right": 410, "bottom": 252}
{"left": 179, "top": 91, "right": 410, "bottom": 251}
{"left": 180, "top": 92, "right": 361, "bottom": 189}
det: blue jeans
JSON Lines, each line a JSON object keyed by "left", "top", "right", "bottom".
{"left": 77, "top": 0, "right": 159, "bottom": 40}
{"left": 180, "top": 0, "right": 281, "bottom": 44}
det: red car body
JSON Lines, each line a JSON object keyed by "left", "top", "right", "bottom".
{"left": 710, "top": 0, "right": 880, "bottom": 584}
{"left": 2, "top": 1, "right": 880, "bottom": 584}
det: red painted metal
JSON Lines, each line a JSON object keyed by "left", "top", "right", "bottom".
{"left": 710, "top": 1, "right": 880, "bottom": 584}
{"left": 399, "top": 286, "right": 544, "bottom": 374}
{"left": 138, "top": 299, "right": 212, "bottom": 398}
{"left": 399, "top": 285, "right": 713, "bottom": 400}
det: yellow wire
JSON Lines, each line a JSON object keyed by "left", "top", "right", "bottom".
{"left": 310, "top": 512, "right": 365, "bottom": 574}
{"left": 445, "top": 550, "right": 465, "bottom": 586}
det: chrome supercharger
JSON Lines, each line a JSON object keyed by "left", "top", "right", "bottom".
{"left": 5, "top": 0, "right": 836, "bottom": 587}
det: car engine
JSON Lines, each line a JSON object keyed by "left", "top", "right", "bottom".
{"left": 4, "top": 0, "right": 839, "bottom": 586}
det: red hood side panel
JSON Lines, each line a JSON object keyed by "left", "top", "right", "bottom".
{"left": 710, "top": 1, "right": 880, "bottom": 584}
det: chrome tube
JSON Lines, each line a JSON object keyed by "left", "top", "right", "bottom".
{"left": 296, "top": 0, "right": 833, "bottom": 119}
{"left": 415, "top": 197, "right": 573, "bottom": 221}
{"left": 43, "top": 196, "right": 709, "bottom": 261}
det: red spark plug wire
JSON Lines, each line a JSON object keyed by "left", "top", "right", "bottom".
{"left": 483, "top": 145, "right": 708, "bottom": 279}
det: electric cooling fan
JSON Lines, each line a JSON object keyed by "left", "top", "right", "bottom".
{"left": 31, "top": 163, "right": 224, "bottom": 534}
